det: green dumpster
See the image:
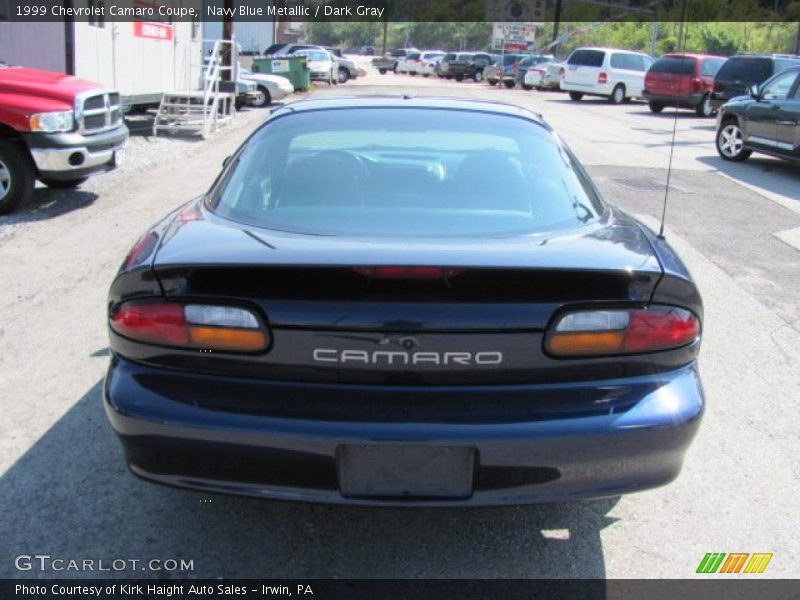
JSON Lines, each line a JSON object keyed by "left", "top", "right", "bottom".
{"left": 251, "top": 56, "right": 310, "bottom": 92}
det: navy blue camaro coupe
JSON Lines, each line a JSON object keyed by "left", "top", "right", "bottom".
{"left": 105, "top": 97, "right": 704, "bottom": 505}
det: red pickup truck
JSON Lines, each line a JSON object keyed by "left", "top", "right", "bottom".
{"left": 0, "top": 65, "right": 129, "bottom": 214}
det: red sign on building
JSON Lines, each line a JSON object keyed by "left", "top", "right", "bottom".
{"left": 133, "top": 22, "right": 174, "bottom": 41}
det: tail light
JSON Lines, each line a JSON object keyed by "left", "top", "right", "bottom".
{"left": 110, "top": 301, "right": 269, "bottom": 353}
{"left": 598, "top": 72, "right": 608, "bottom": 84}
{"left": 354, "top": 266, "right": 465, "bottom": 280}
{"left": 545, "top": 306, "right": 700, "bottom": 358}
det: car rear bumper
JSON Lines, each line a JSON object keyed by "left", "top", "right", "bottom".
{"left": 25, "top": 125, "right": 128, "bottom": 180}
{"left": 642, "top": 90, "right": 706, "bottom": 107}
{"left": 105, "top": 357, "right": 704, "bottom": 506}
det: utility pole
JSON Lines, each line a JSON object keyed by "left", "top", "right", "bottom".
{"left": 222, "top": 0, "right": 234, "bottom": 82}
{"left": 381, "top": 0, "right": 389, "bottom": 55}
{"left": 552, "top": 0, "right": 563, "bottom": 44}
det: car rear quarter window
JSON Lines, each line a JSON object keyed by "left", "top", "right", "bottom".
{"left": 650, "top": 56, "right": 697, "bottom": 75}
{"left": 716, "top": 57, "right": 773, "bottom": 82}
{"left": 211, "top": 108, "right": 606, "bottom": 238}
{"left": 700, "top": 58, "right": 726, "bottom": 77}
{"left": 568, "top": 50, "right": 605, "bottom": 68}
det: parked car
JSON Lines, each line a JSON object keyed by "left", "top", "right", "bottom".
{"left": 516, "top": 54, "right": 555, "bottom": 89}
{"left": 360, "top": 45, "right": 375, "bottom": 56}
{"left": 397, "top": 51, "right": 420, "bottom": 74}
{"left": 437, "top": 52, "right": 462, "bottom": 79}
{"left": 486, "top": 54, "right": 526, "bottom": 88}
{"left": 408, "top": 51, "right": 445, "bottom": 76}
{"left": 643, "top": 53, "right": 727, "bottom": 117}
{"left": 106, "top": 96, "right": 704, "bottom": 506}
{"left": 446, "top": 52, "right": 494, "bottom": 82}
{"left": 325, "top": 48, "right": 368, "bottom": 83}
{"left": 561, "top": 47, "right": 654, "bottom": 103}
{"left": 419, "top": 54, "right": 445, "bottom": 77}
{"left": 524, "top": 61, "right": 565, "bottom": 91}
{"left": 711, "top": 53, "right": 800, "bottom": 110}
{"left": 0, "top": 65, "right": 129, "bottom": 214}
{"left": 373, "top": 48, "right": 419, "bottom": 74}
{"left": 292, "top": 49, "right": 336, "bottom": 85}
{"left": 715, "top": 65, "right": 800, "bottom": 164}
{"left": 238, "top": 65, "right": 294, "bottom": 107}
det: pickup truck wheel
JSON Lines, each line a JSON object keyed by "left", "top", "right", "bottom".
{"left": 251, "top": 86, "right": 271, "bottom": 108}
{"left": 504, "top": 80, "right": 516, "bottom": 89}
{"left": 473, "top": 70, "right": 483, "bottom": 83}
{"left": 568, "top": 91, "right": 583, "bottom": 101}
{"left": 40, "top": 177, "right": 89, "bottom": 189}
{"left": 378, "top": 68, "right": 387, "bottom": 74}
{"left": 649, "top": 101, "right": 664, "bottom": 113}
{"left": 338, "top": 68, "right": 349, "bottom": 84}
{"left": 0, "top": 140, "right": 34, "bottom": 215}
{"left": 523, "top": 84, "right": 533, "bottom": 91}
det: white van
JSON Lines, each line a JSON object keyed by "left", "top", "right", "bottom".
{"left": 560, "top": 47, "right": 654, "bottom": 103}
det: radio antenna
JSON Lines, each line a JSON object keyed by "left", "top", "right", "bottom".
{"left": 659, "top": 0, "right": 690, "bottom": 239}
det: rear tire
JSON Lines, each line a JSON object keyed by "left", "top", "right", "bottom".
{"left": 338, "top": 68, "right": 349, "bottom": 84}
{"left": 473, "top": 70, "right": 483, "bottom": 83}
{"left": 0, "top": 139, "right": 35, "bottom": 215}
{"left": 504, "top": 80, "right": 515, "bottom": 89}
{"left": 696, "top": 93, "right": 713, "bottom": 118}
{"left": 378, "top": 68, "right": 387, "bottom": 74}
{"left": 488, "top": 79, "right": 497, "bottom": 86}
{"left": 40, "top": 177, "right": 88, "bottom": 189}
{"left": 523, "top": 84, "right": 533, "bottom": 91}
{"left": 455, "top": 74, "right": 464, "bottom": 82}
{"left": 568, "top": 91, "right": 583, "bottom": 101}
{"left": 649, "top": 101, "right": 664, "bottom": 113}
{"left": 610, "top": 84, "right": 625, "bottom": 104}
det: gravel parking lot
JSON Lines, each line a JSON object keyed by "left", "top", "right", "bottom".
{"left": 1, "top": 67, "right": 798, "bottom": 579}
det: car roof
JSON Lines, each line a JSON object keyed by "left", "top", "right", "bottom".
{"left": 574, "top": 46, "right": 650, "bottom": 56}
{"left": 269, "top": 95, "right": 547, "bottom": 126}
{"left": 660, "top": 53, "right": 727, "bottom": 59}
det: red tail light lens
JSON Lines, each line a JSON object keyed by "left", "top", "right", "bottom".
{"left": 545, "top": 306, "right": 700, "bottom": 357}
{"left": 598, "top": 72, "right": 608, "bottom": 84}
{"left": 354, "top": 267, "right": 465, "bottom": 280}
{"left": 110, "top": 301, "right": 269, "bottom": 353}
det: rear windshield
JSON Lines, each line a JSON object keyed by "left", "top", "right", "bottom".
{"left": 443, "top": 53, "right": 457, "bottom": 61}
{"left": 406, "top": 53, "right": 421, "bottom": 60}
{"left": 716, "top": 56, "right": 772, "bottom": 82}
{"left": 503, "top": 54, "right": 523, "bottom": 65}
{"left": 568, "top": 49, "right": 605, "bottom": 67}
{"left": 649, "top": 56, "right": 697, "bottom": 74}
{"left": 210, "top": 109, "right": 605, "bottom": 238}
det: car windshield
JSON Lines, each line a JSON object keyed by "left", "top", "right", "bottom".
{"left": 568, "top": 50, "right": 605, "bottom": 67}
{"left": 503, "top": 54, "right": 522, "bottom": 66}
{"left": 457, "top": 53, "right": 474, "bottom": 60}
{"left": 650, "top": 56, "right": 697, "bottom": 74}
{"left": 210, "top": 108, "right": 605, "bottom": 238}
{"left": 716, "top": 57, "right": 772, "bottom": 82}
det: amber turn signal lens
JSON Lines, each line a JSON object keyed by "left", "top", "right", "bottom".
{"left": 546, "top": 331, "right": 626, "bottom": 356}
{"left": 187, "top": 325, "right": 268, "bottom": 352}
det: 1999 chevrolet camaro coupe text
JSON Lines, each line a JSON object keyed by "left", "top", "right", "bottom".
{"left": 104, "top": 97, "right": 704, "bottom": 505}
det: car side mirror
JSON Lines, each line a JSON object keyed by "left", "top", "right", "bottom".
{"left": 748, "top": 84, "right": 760, "bottom": 99}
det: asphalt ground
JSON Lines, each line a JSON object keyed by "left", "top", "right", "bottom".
{"left": 1, "top": 65, "right": 798, "bottom": 579}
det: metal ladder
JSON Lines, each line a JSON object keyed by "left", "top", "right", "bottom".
{"left": 153, "top": 39, "right": 237, "bottom": 138}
